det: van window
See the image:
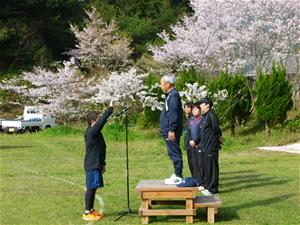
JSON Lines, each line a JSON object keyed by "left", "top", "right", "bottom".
{"left": 27, "top": 109, "right": 39, "bottom": 114}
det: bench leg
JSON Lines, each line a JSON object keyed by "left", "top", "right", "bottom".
{"left": 142, "top": 199, "right": 149, "bottom": 224}
{"left": 186, "top": 199, "right": 193, "bottom": 223}
{"left": 148, "top": 199, "right": 152, "bottom": 209}
{"left": 142, "top": 216, "right": 149, "bottom": 224}
{"left": 207, "top": 207, "right": 215, "bottom": 224}
{"left": 215, "top": 208, "right": 218, "bottom": 214}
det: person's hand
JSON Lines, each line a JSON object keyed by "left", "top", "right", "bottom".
{"left": 189, "top": 140, "right": 196, "bottom": 148}
{"left": 168, "top": 131, "right": 176, "bottom": 141}
{"left": 109, "top": 99, "right": 114, "bottom": 107}
{"left": 102, "top": 165, "right": 106, "bottom": 174}
{"left": 219, "top": 136, "right": 225, "bottom": 145}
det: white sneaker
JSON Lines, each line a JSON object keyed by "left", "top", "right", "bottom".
{"left": 198, "top": 186, "right": 205, "bottom": 191}
{"left": 165, "top": 176, "right": 184, "bottom": 185}
{"left": 164, "top": 173, "right": 176, "bottom": 183}
{"left": 201, "top": 189, "right": 213, "bottom": 196}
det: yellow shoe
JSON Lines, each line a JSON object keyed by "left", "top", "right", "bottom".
{"left": 82, "top": 213, "right": 101, "bottom": 221}
{"left": 91, "top": 209, "right": 104, "bottom": 218}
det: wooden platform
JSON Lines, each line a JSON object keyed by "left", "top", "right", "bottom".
{"left": 135, "top": 180, "right": 221, "bottom": 224}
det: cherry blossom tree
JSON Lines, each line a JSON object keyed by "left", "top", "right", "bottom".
{"left": 2, "top": 58, "right": 98, "bottom": 123}
{"left": 91, "top": 67, "right": 147, "bottom": 104}
{"left": 69, "top": 7, "right": 132, "bottom": 71}
{"left": 138, "top": 81, "right": 228, "bottom": 111}
{"left": 150, "top": 0, "right": 300, "bottom": 75}
{"left": 179, "top": 83, "right": 208, "bottom": 104}
{"left": 137, "top": 83, "right": 165, "bottom": 111}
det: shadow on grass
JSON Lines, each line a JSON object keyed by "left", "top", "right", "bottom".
{"left": 221, "top": 173, "right": 263, "bottom": 181}
{"left": 218, "top": 194, "right": 294, "bottom": 222}
{"left": 0, "top": 145, "right": 36, "bottom": 150}
{"left": 222, "top": 176, "right": 277, "bottom": 187}
{"left": 220, "top": 168, "right": 291, "bottom": 194}
{"left": 220, "top": 169, "right": 257, "bottom": 175}
{"left": 221, "top": 179, "right": 291, "bottom": 194}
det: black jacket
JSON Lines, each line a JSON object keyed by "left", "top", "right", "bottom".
{"left": 184, "top": 115, "right": 193, "bottom": 150}
{"left": 195, "top": 110, "right": 222, "bottom": 152}
{"left": 160, "top": 88, "right": 183, "bottom": 138}
{"left": 84, "top": 107, "right": 113, "bottom": 171}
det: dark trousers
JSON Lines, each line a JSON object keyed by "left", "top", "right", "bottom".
{"left": 186, "top": 147, "right": 194, "bottom": 177}
{"left": 192, "top": 149, "right": 206, "bottom": 187}
{"left": 164, "top": 138, "right": 183, "bottom": 177}
{"left": 203, "top": 151, "right": 219, "bottom": 194}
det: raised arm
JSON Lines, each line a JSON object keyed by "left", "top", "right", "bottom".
{"left": 90, "top": 100, "right": 114, "bottom": 134}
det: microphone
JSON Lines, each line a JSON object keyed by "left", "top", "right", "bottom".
{"left": 115, "top": 107, "right": 131, "bottom": 117}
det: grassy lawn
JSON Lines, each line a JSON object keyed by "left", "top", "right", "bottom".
{"left": 0, "top": 124, "right": 299, "bottom": 225}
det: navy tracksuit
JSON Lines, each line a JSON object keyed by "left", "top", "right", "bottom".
{"left": 160, "top": 88, "right": 183, "bottom": 177}
{"left": 186, "top": 116, "right": 206, "bottom": 187}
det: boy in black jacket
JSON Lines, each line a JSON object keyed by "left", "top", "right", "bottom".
{"left": 198, "top": 98, "right": 222, "bottom": 196}
{"left": 183, "top": 102, "right": 194, "bottom": 177}
{"left": 82, "top": 100, "right": 114, "bottom": 221}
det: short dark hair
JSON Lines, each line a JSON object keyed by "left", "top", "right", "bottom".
{"left": 184, "top": 102, "right": 194, "bottom": 108}
{"left": 86, "top": 111, "right": 98, "bottom": 126}
{"left": 199, "top": 98, "right": 213, "bottom": 108}
{"left": 193, "top": 103, "right": 201, "bottom": 110}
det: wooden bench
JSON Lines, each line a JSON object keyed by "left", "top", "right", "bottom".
{"left": 136, "top": 180, "right": 222, "bottom": 224}
{"left": 136, "top": 180, "right": 198, "bottom": 224}
{"left": 193, "top": 195, "right": 222, "bottom": 224}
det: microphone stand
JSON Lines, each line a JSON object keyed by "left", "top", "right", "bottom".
{"left": 115, "top": 107, "right": 132, "bottom": 221}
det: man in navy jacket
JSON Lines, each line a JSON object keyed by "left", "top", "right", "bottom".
{"left": 159, "top": 74, "right": 184, "bottom": 185}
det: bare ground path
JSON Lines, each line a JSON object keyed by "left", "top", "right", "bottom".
{"left": 257, "top": 143, "right": 300, "bottom": 154}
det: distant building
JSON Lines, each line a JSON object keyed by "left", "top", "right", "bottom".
{"left": 243, "top": 52, "right": 299, "bottom": 100}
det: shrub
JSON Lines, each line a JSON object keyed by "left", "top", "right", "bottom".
{"left": 282, "top": 117, "right": 300, "bottom": 133}
{"left": 208, "top": 70, "right": 252, "bottom": 135}
{"left": 38, "top": 125, "right": 82, "bottom": 136}
{"left": 255, "top": 64, "right": 293, "bottom": 131}
{"left": 176, "top": 68, "right": 206, "bottom": 91}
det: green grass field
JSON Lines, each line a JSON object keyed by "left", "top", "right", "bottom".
{"left": 0, "top": 123, "right": 299, "bottom": 225}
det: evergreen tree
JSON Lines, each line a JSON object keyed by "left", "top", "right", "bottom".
{"left": 255, "top": 64, "right": 293, "bottom": 132}
{"left": 209, "top": 71, "right": 252, "bottom": 135}
{"left": 0, "top": 0, "right": 85, "bottom": 72}
{"left": 90, "top": 0, "right": 190, "bottom": 58}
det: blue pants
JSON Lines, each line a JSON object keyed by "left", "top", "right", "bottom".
{"left": 164, "top": 137, "right": 183, "bottom": 177}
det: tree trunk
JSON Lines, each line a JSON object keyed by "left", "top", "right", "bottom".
{"left": 265, "top": 120, "right": 271, "bottom": 134}
{"left": 231, "top": 123, "right": 235, "bottom": 136}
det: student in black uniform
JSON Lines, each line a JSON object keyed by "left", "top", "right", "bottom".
{"left": 183, "top": 102, "right": 194, "bottom": 177}
{"left": 82, "top": 100, "right": 114, "bottom": 221}
{"left": 198, "top": 98, "right": 222, "bottom": 196}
